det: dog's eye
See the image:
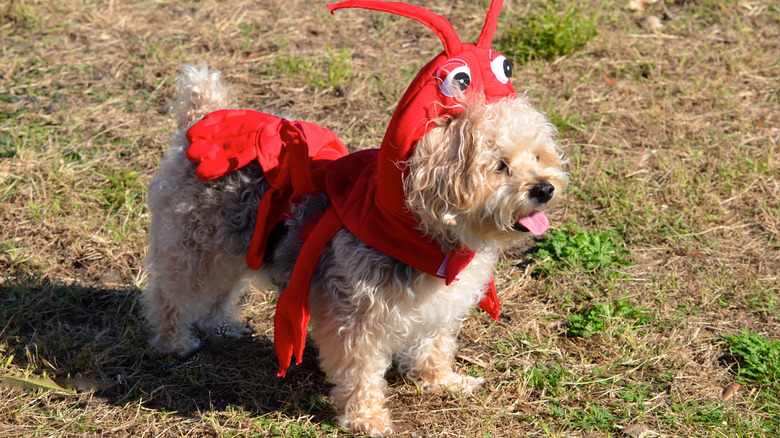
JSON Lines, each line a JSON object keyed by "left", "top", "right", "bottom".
{"left": 491, "top": 55, "right": 512, "bottom": 84}
{"left": 496, "top": 161, "right": 508, "bottom": 174}
{"left": 439, "top": 65, "right": 471, "bottom": 97}
{"left": 535, "top": 155, "right": 540, "bottom": 161}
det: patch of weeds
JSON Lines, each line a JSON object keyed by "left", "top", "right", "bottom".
{"left": 239, "top": 22, "right": 263, "bottom": 36}
{"left": 533, "top": 222, "right": 631, "bottom": 277}
{"left": 322, "top": 46, "right": 353, "bottom": 88}
{"left": 545, "top": 107, "right": 585, "bottom": 134}
{"left": 97, "top": 168, "right": 145, "bottom": 214}
{"left": 495, "top": 1, "right": 598, "bottom": 64}
{"left": 617, "top": 382, "right": 654, "bottom": 404}
{"left": 723, "top": 329, "right": 780, "bottom": 387}
{"left": 524, "top": 362, "right": 569, "bottom": 397}
{"left": 667, "top": 398, "right": 775, "bottom": 434}
{"left": 743, "top": 287, "right": 779, "bottom": 315}
{"left": 1, "top": 0, "right": 43, "bottom": 31}
{"left": 264, "top": 419, "right": 328, "bottom": 437}
{"left": 566, "top": 299, "right": 651, "bottom": 339}
{"left": 274, "top": 55, "right": 314, "bottom": 76}
{"left": 271, "top": 46, "right": 353, "bottom": 89}
{"left": 549, "top": 401, "right": 619, "bottom": 431}
{"left": 1, "top": 238, "right": 32, "bottom": 267}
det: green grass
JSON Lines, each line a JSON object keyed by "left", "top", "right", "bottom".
{"left": 271, "top": 46, "right": 353, "bottom": 89}
{"left": 566, "top": 299, "right": 651, "bottom": 339}
{"left": 533, "top": 222, "right": 632, "bottom": 277}
{"left": 495, "top": 0, "right": 598, "bottom": 64}
{"left": 724, "top": 330, "right": 780, "bottom": 387}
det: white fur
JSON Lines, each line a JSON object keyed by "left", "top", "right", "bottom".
{"left": 142, "top": 64, "right": 567, "bottom": 437}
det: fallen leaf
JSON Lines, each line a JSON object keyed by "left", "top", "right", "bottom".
{"left": 628, "top": 0, "right": 657, "bottom": 12}
{"left": 638, "top": 15, "right": 663, "bottom": 30}
{"left": 518, "top": 403, "right": 535, "bottom": 414}
{"left": 0, "top": 374, "right": 73, "bottom": 393}
{"left": 721, "top": 382, "right": 741, "bottom": 401}
{"left": 602, "top": 75, "right": 617, "bottom": 87}
{"left": 624, "top": 423, "right": 653, "bottom": 438}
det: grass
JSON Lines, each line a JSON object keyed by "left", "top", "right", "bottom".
{"left": 1, "top": 0, "right": 779, "bottom": 437}
{"left": 566, "top": 298, "right": 651, "bottom": 339}
{"left": 724, "top": 330, "right": 780, "bottom": 387}
{"left": 495, "top": 0, "right": 599, "bottom": 64}
{"left": 532, "top": 222, "right": 632, "bottom": 277}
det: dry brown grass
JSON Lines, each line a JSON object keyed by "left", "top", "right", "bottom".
{"left": 1, "top": 0, "right": 778, "bottom": 436}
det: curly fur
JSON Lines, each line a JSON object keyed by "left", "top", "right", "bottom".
{"left": 141, "top": 64, "right": 567, "bottom": 437}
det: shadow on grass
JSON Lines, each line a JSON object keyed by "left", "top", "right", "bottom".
{"left": 0, "top": 276, "right": 335, "bottom": 424}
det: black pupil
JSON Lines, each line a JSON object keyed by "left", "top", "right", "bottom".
{"left": 503, "top": 59, "right": 513, "bottom": 78}
{"left": 453, "top": 72, "right": 470, "bottom": 91}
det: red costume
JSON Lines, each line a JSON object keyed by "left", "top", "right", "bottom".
{"left": 186, "top": 0, "right": 521, "bottom": 377}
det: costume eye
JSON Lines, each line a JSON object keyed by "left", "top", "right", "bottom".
{"left": 491, "top": 55, "right": 512, "bottom": 84}
{"left": 496, "top": 161, "right": 508, "bottom": 174}
{"left": 439, "top": 65, "right": 471, "bottom": 97}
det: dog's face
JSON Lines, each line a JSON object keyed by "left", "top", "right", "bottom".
{"left": 405, "top": 95, "right": 568, "bottom": 250}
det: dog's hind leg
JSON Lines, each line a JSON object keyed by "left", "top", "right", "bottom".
{"left": 193, "top": 252, "right": 253, "bottom": 340}
{"left": 141, "top": 249, "right": 209, "bottom": 356}
{"left": 142, "top": 246, "right": 251, "bottom": 356}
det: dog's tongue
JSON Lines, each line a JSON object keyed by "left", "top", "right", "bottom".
{"left": 518, "top": 211, "right": 550, "bottom": 236}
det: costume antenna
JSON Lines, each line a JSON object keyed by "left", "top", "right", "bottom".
{"left": 477, "top": 0, "right": 504, "bottom": 49}
{"left": 327, "top": 1, "right": 463, "bottom": 56}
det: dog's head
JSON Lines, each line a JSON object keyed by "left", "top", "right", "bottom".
{"left": 405, "top": 95, "right": 568, "bottom": 250}
{"left": 329, "top": 0, "right": 567, "bottom": 250}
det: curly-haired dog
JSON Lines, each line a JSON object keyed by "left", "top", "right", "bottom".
{"left": 142, "top": 1, "right": 567, "bottom": 436}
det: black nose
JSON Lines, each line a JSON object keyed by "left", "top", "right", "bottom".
{"left": 529, "top": 182, "right": 555, "bottom": 203}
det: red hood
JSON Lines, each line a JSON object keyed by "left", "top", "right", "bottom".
{"left": 376, "top": 45, "right": 517, "bottom": 216}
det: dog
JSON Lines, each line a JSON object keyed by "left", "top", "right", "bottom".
{"left": 141, "top": 1, "right": 567, "bottom": 436}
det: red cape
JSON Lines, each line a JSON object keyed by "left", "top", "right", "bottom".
{"left": 187, "top": 110, "right": 500, "bottom": 377}
{"left": 186, "top": 0, "right": 515, "bottom": 377}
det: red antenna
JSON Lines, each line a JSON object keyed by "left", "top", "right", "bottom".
{"left": 477, "top": 0, "right": 504, "bottom": 49}
{"left": 327, "top": 1, "right": 463, "bottom": 56}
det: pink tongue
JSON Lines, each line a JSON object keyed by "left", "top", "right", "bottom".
{"left": 518, "top": 211, "right": 550, "bottom": 236}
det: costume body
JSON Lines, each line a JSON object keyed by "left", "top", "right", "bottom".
{"left": 185, "top": 0, "right": 517, "bottom": 377}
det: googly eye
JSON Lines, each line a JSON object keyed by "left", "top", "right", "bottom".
{"left": 491, "top": 55, "right": 512, "bottom": 84}
{"left": 439, "top": 65, "right": 471, "bottom": 97}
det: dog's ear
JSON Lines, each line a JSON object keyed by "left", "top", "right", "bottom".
{"left": 405, "top": 118, "right": 481, "bottom": 214}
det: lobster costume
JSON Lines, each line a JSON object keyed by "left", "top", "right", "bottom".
{"left": 185, "top": 0, "right": 526, "bottom": 377}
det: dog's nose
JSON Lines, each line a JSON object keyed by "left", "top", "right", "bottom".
{"left": 529, "top": 182, "right": 555, "bottom": 203}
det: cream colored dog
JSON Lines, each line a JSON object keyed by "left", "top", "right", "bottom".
{"left": 142, "top": 60, "right": 567, "bottom": 435}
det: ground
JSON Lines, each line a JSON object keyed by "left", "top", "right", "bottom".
{"left": 0, "top": 0, "right": 778, "bottom": 437}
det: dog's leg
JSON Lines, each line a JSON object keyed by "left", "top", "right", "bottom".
{"left": 143, "top": 247, "right": 250, "bottom": 355}
{"left": 141, "top": 251, "right": 206, "bottom": 356}
{"left": 400, "top": 324, "right": 485, "bottom": 394}
{"left": 193, "top": 253, "right": 253, "bottom": 339}
{"left": 313, "top": 312, "right": 394, "bottom": 437}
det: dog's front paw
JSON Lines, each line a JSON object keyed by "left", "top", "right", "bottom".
{"left": 339, "top": 408, "right": 393, "bottom": 437}
{"left": 423, "top": 373, "right": 485, "bottom": 394}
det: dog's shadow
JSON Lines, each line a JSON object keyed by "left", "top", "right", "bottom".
{"left": 0, "top": 277, "right": 336, "bottom": 425}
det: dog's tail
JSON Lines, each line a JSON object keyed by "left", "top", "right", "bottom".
{"left": 171, "top": 62, "right": 230, "bottom": 129}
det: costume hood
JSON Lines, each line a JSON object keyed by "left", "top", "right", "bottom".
{"left": 329, "top": 0, "right": 518, "bottom": 217}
